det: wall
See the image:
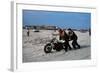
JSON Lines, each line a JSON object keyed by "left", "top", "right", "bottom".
{"left": 0, "top": 0, "right": 100, "bottom": 73}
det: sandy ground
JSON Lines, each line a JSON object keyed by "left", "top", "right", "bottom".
{"left": 23, "top": 29, "right": 91, "bottom": 63}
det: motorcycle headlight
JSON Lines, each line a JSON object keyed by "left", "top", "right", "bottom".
{"left": 59, "top": 40, "right": 65, "bottom": 43}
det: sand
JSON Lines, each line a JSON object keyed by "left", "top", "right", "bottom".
{"left": 23, "top": 29, "right": 91, "bottom": 63}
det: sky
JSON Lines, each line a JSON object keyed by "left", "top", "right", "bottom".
{"left": 23, "top": 10, "right": 91, "bottom": 29}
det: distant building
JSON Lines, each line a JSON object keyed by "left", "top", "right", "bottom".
{"left": 23, "top": 25, "right": 57, "bottom": 30}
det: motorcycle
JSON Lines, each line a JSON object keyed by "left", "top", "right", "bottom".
{"left": 44, "top": 38, "right": 66, "bottom": 53}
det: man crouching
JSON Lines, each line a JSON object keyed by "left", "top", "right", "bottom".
{"left": 58, "top": 29, "right": 72, "bottom": 52}
{"left": 67, "top": 28, "right": 80, "bottom": 49}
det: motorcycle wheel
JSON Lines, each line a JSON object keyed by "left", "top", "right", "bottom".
{"left": 44, "top": 43, "right": 52, "bottom": 53}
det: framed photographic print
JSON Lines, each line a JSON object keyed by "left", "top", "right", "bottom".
{"left": 11, "top": 1, "right": 97, "bottom": 71}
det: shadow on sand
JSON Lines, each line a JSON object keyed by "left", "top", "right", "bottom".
{"left": 80, "top": 45, "right": 90, "bottom": 49}
{"left": 44, "top": 45, "right": 90, "bottom": 54}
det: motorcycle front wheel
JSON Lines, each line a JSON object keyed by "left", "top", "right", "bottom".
{"left": 44, "top": 43, "right": 52, "bottom": 53}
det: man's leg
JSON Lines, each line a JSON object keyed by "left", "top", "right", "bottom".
{"left": 64, "top": 42, "right": 68, "bottom": 52}
{"left": 68, "top": 42, "right": 72, "bottom": 50}
{"left": 75, "top": 40, "right": 80, "bottom": 49}
{"left": 72, "top": 41, "right": 77, "bottom": 49}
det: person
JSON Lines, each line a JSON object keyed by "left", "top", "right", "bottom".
{"left": 68, "top": 28, "right": 80, "bottom": 49}
{"left": 89, "top": 28, "right": 91, "bottom": 36}
{"left": 58, "top": 29, "right": 72, "bottom": 52}
{"left": 27, "top": 28, "right": 30, "bottom": 37}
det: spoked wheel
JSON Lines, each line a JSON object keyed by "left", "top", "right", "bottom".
{"left": 44, "top": 43, "right": 52, "bottom": 53}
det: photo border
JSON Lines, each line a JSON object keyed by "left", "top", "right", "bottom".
{"left": 11, "top": 1, "right": 97, "bottom": 71}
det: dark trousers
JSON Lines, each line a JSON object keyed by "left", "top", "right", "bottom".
{"left": 64, "top": 42, "right": 72, "bottom": 52}
{"left": 27, "top": 32, "right": 29, "bottom": 37}
{"left": 72, "top": 40, "right": 80, "bottom": 49}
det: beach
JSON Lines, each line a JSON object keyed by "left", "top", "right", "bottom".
{"left": 23, "top": 29, "right": 91, "bottom": 63}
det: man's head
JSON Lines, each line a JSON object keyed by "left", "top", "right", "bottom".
{"left": 67, "top": 28, "right": 74, "bottom": 36}
{"left": 68, "top": 28, "right": 72, "bottom": 31}
{"left": 58, "top": 28, "right": 65, "bottom": 37}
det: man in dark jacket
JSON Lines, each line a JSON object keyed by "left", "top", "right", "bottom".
{"left": 68, "top": 28, "right": 80, "bottom": 49}
{"left": 58, "top": 29, "right": 72, "bottom": 52}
